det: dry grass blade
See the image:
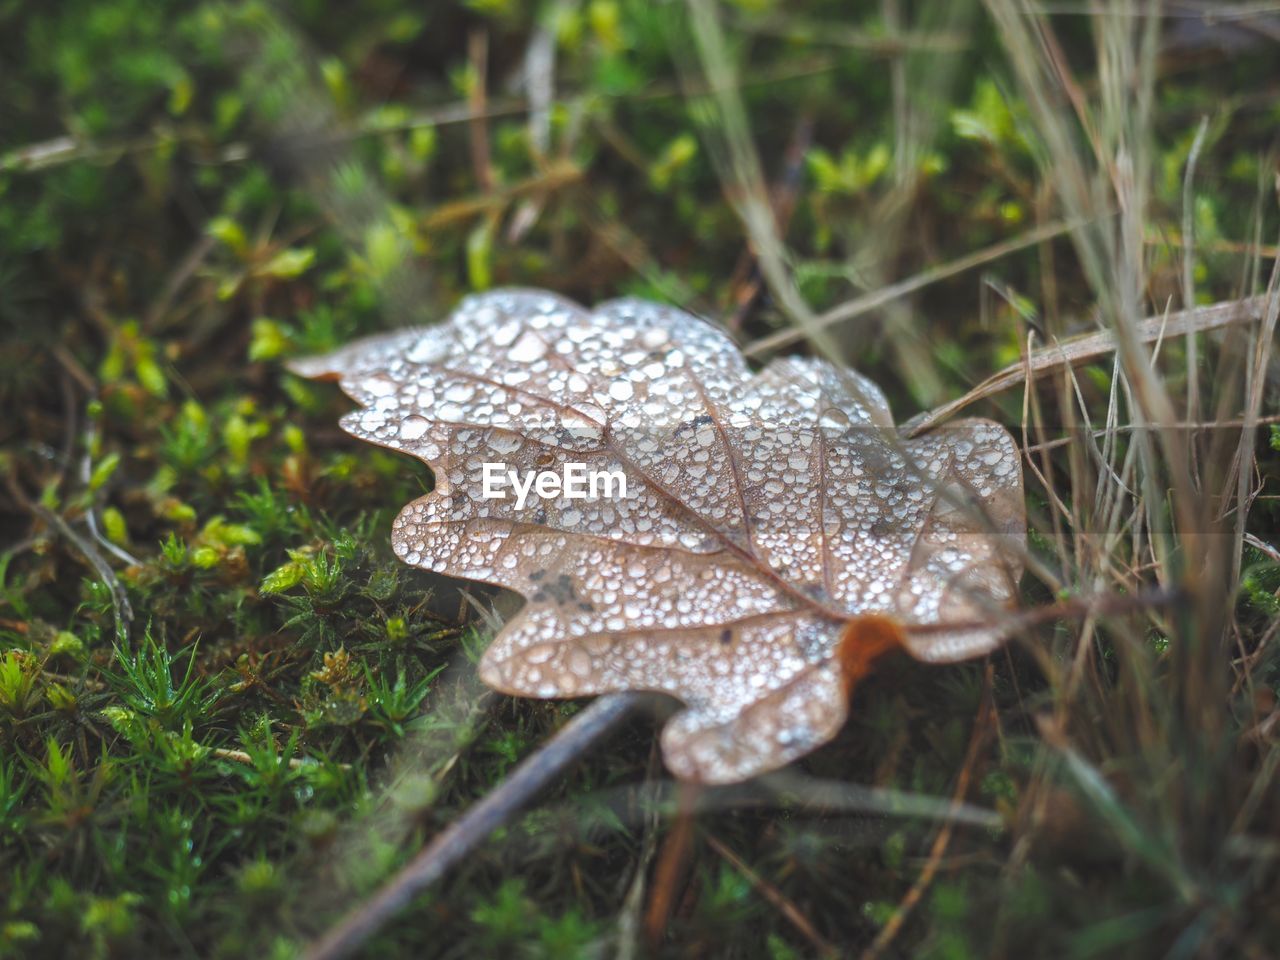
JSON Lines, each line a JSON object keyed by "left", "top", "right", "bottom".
{"left": 905, "top": 295, "right": 1271, "bottom": 437}
{"left": 1230, "top": 259, "right": 1280, "bottom": 591}
{"left": 743, "top": 218, "right": 1078, "bottom": 358}
{"left": 1180, "top": 115, "right": 1210, "bottom": 425}
{"left": 679, "top": 0, "right": 833, "bottom": 358}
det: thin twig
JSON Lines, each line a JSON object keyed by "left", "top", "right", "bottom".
{"left": 576, "top": 200, "right": 700, "bottom": 305}
{"left": 302, "top": 691, "right": 649, "bottom": 960}
{"left": 3, "top": 471, "right": 132, "bottom": 641}
{"left": 50, "top": 344, "right": 96, "bottom": 394}
{"left": 859, "top": 668, "right": 994, "bottom": 960}
{"left": 422, "top": 161, "right": 582, "bottom": 232}
{"left": 80, "top": 419, "right": 142, "bottom": 569}
{"left": 705, "top": 833, "right": 838, "bottom": 958}
{"left": 467, "top": 28, "right": 495, "bottom": 194}
{"left": 144, "top": 233, "right": 217, "bottom": 332}
{"left": 506, "top": 0, "right": 574, "bottom": 243}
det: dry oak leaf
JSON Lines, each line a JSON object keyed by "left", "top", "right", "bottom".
{"left": 291, "top": 289, "right": 1025, "bottom": 783}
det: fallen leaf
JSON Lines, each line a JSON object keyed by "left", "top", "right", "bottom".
{"left": 291, "top": 290, "right": 1025, "bottom": 783}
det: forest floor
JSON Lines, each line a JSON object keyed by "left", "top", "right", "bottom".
{"left": 2, "top": 2, "right": 1280, "bottom": 958}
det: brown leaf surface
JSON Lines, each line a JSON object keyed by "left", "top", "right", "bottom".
{"left": 291, "top": 290, "right": 1025, "bottom": 783}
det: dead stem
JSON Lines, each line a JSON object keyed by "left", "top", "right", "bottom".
{"left": 859, "top": 666, "right": 994, "bottom": 960}
{"left": 705, "top": 833, "right": 839, "bottom": 958}
{"left": 643, "top": 780, "right": 702, "bottom": 947}
{"left": 467, "top": 28, "right": 494, "bottom": 195}
{"left": 1180, "top": 115, "right": 1210, "bottom": 428}
{"left": 3, "top": 470, "right": 132, "bottom": 641}
{"left": 302, "top": 691, "right": 650, "bottom": 960}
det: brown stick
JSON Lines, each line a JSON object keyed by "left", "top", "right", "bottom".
{"left": 705, "top": 833, "right": 838, "bottom": 958}
{"left": 467, "top": 29, "right": 495, "bottom": 194}
{"left": 859, "top": 667, "right": 994, "bottom": 960}
{"left": 302, "top": 692, "right": 648, "bottom": 960}
{"left": 643, "top": 781, "right": 702, "bottom": 946}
